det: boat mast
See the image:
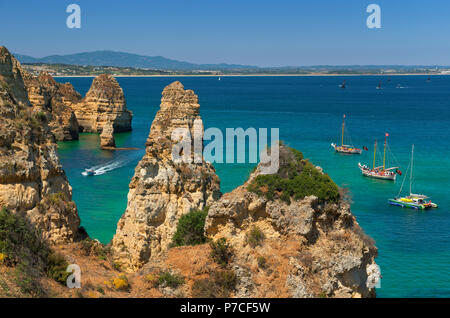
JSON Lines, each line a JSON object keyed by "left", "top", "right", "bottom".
{"left": 341, "top": 114, "right": 345, "bottom": 146}
{"left": 410, "top": 144, "right": 414, "bottom": 195}
{"left": 383, "top": 133, "right": 388, "bottom": 170}
{"left": 373, "top": 140, "right": 377, "bottom": 170}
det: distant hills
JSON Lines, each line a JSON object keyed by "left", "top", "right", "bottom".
{"left": 14, "top": 50, "right": 259, "bottom": 71}
{"left": 14, "top": 50, "right": 448, "bottom": 75}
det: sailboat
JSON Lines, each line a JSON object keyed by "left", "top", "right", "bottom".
{"left": 331, "top": 114, "right": 362, "bottom": 154}
{"left": 339, "top": 80, "right": 346, "bottom": 88}
{"left": 388, "top": 145, "right": 438, "bottom": 209}
{"left": 376, "top": 81, "right": 382, "bottom": 89}
{"left": 358, "top": 133, "right": 400, "bottom": 180}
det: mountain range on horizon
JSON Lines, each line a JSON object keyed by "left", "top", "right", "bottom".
{"left": 13, "top": 50, "right": 447, "bottom": 72}
{"left": 14, "top": 50, "right": 259, "bottom": 71}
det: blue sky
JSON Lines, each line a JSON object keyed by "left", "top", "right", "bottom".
{"left": 0, "top": 0, "right": 449, "bottom": 66}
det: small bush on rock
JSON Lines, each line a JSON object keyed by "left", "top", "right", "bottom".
{"left": 157, "top": 271, "right": 185, "bottom": 288}
{"left": 172, "top": 207, "right": 209, "bottom": 247}
{"left": 209, "top": 238, "right": 233, "bottom": 268}
{"left": 246, "top": 226, "right": 265, "bottom": 248}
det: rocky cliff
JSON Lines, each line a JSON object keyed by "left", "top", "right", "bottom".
{"left": 22, "top": 71, "right": 81, "bottom": 141}
{"left": 203, "top": 145, "right": 379, "bottom": 297}
{"left": 112, "top": 81, "right": 221, "bottom": 271}
{"left": 100, "top": 122, "right": 116, "bottom": 149}
{"left": 0, "top": 46, "right": 82, "bottom": 244}
{"left": 72, "top": 74, "right": 132, "bottom": 133}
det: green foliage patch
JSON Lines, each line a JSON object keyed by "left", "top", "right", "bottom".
{"left": 172, "top": 207, "right": 209, "bottom": 247}
{"left": 248, "top": 146, "right": 339, "bottom": 204}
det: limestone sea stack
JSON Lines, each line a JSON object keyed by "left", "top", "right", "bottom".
{"left": 22, "top": 71, "right": 81, "bottom": 141}
{"left": 100, "top": 122, "right": 116, "bottom": 149}
{"left": 0, "top": 47, "right": 82, "bottom": 243}
{"left": 112, "top": 81, "right": 221, "bottom": 271}
{"left": 73, "top": 74, "right": 132, "bottom": 133}
{"left": 204, "top": 145, "right": 379, "bottom": 298}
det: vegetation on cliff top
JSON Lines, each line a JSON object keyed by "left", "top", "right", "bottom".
{"left": 247, "top": 145, "right": 340, "bottom": 204}
{"left": 0, "top": 207, "right": 70, "bottom": 296}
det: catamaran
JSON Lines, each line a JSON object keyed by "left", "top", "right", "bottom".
{"left": 358, "top": 133, "right": 400, "bottom": 180}
{"left": 331, "top": 114, "right": 362, "bottom": 154}
{"left": 388, "top": 145, "right": 438, "bottom": 210}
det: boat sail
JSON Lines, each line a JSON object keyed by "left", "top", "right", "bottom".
{"left": 388, "top": 145, "right": 438, "bottom": 210}
{"left": 358, "top": 133, "right": 400, "bottom": 180}
{"left": 331, "top": 114, "right": 362, "bottom": 154}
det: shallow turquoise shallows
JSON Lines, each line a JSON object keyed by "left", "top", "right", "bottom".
{"left": 56, "top": 76, "right": 450, "bottom": 298}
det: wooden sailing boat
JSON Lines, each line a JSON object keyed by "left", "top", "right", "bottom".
{"left": 331, "top": 114, "right": 362, "bottom": 154}
{"left": 389, "top": 145, "right": 438, "bottom": 209}
{"left": 358, "top": 133, "right": 400, "bottom": 180}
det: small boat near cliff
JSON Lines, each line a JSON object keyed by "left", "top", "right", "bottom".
{"left": 331, "top": 114, "right": 362, "bottom": 154}
{"left": 389, "top": 145, "right": 438, "bottom": 210}
{"left": 83, "top": 169, "right": 95, "bottom": 176}
{"left": 358, "top": 133, "right": 400, "bottom": 181}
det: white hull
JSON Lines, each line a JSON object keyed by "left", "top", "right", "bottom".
{"left": 358, "top": 163, "right": 396, "bottom": 181}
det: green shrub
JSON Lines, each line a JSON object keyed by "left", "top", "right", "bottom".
{"left": 157, "top": 271, "right": 185, "bottom": 288}
{"left": 246, "top": 226, "right": 265, "bottom": 248}
{"left": 80, "top": 238, "right": 110, "bottom": 260}
{"left": 248, "top": 146, "right": 339, "bottom": 204}
{"left": 213, "top": 270, "right": 238, "bottom": 291}
{"left": 191, "top": 270, "right": 238, "bottom": 298}
{"left": 171, "top": 207, "right": 209, "bottom": 247}
{"left": 33, "top": 111, "right": 47, "bottom": 123}
{"left": 209, "top": 238, "right": 233, "bottom": 268}
{"left": 257, "top": 256, "right": 267, "bottom": 269}
{"left": 0, "top": 207, "right": 71, "bottom": 293}
{"left": 46, "top": 252, "right": 70, "bottom": 285}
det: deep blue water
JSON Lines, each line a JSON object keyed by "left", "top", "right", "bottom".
{"left": 56, "top": 75, "right": 450, "bottom": 298}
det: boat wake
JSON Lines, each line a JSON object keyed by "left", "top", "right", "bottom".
{"left": 81, "top": 159, "right": 131, "bottom": 176}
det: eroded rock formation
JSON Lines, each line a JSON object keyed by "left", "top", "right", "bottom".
{"left": 73, "top": 74, "right": 132, "bottom": 133}
{"left": 100, "top": 122, "right": 116, "bottom": 149}
{"left": 22, "top": 71, "right": 81, "bottom": 141}
{"left": 204, "top": 145, "right": 379, "bottom": 298}
{"left": 0, "top": 46, "right": 82, "bottom": 244}
{"left": 112, "top": 81, "right": 221, "bottom": 271}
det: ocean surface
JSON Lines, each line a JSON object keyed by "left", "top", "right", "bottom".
{"left": 56, "top": 75, "right": 450, "bottom": 298}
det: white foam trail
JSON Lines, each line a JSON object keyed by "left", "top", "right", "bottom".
{"left": 82, "top": 158, "right": 131, "bottom": 176}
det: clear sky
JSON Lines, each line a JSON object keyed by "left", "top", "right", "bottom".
{"left": 1, "top": 0, "right": 449, "bottom": 66}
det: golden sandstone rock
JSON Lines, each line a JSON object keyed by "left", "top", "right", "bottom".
{"left": 0, "top": 46, "right": 82, "bottom": 244}
{"left": 112, "top": 81, "right": 221, "bottom": 271}
{"left": 100, "top": 122, "right": 116, "bottom": 149}
{"left": 73, "top": 74, "right": 132, "bottom": 133}
{"left": 22, "top": 71, "right": 81, "bottom": 141}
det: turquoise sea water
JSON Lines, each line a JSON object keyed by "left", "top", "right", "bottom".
{"left": 56, "top": 76, "right": 450, "bottom": 298}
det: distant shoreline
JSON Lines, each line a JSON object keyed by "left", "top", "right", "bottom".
{"left": 54, "top": 73, "right": 448, "bottom": 78}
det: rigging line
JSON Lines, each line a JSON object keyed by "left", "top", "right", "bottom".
{"left": 397, "top": 159, "right": 411, "bottom": 197}
{"left": 386, "top": 143, "right": 400, "bottom": 166}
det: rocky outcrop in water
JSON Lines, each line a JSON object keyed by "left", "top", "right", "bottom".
{"left": 22, "top": 71, "right": 81, "bottom": 141}
{"left": 72, "top": 74, "right": 132, "bottom": 133}
{"left": 112, "top": 81, "right": 221, "bottom": 271}
{"left": 204, "top": 145, "right": 379, "bottom": 298}
{"left": 0, "top": 46, "right": 82, "bottom": 244}
{"left": 100, "top": 122, "right": 116, "bottom": 149}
